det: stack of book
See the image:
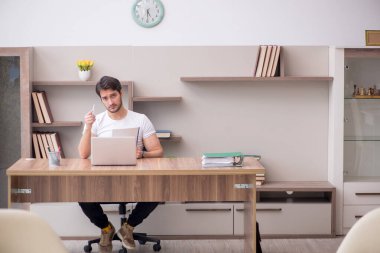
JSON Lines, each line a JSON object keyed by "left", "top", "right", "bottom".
{"left": 32, "top": 132, "right": 65, "bottom": 159}
{"left": 254, "top": 45, "right": 281, "bottom": 78}
{"left": 156, "top": 130, "right": 172, "bottom": 139}
{"left": 201, "top": 152, "right": 244, "bottom": 168}
{"left": 31, "top": 91, "right": 54, "bottom": 123}
{"left": 256, "top": 173, "right": 265, "bottom": 186}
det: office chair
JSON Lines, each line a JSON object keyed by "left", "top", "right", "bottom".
{"left": 337, "top": 207, "right": 380, "bottom": 253}
{"left": 0, "top": 209, "right": 68, "bottom": 253}
{"left": 84, "top": 203, "right": 161, "bottom": 253}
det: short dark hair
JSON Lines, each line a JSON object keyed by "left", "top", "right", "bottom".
{"left": 95, "top": 76, "right": 122, "bottom": 97}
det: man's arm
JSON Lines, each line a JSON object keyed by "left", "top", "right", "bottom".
{"left": 78, "top": 110, "right": 95, "bottom": 159}
{"left": 140, "top": 134, "right": 163, "bottom": 158}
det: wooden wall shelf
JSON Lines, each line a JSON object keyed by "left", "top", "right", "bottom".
{"left": 33, "top": 81, "right": 132, "bottom": 86}
{"left": 257, "top": 181, "right": 335, "bottom": 192}
{"left": 180, "top": 76, "right": 333, "bottom": 82}
{"left": 133, "top": 96, "right": 182, "bottom": 102}
{"left": 32, "top": 121, "right": 82, "bottom": 127}
{"left": 159, "top": 135, "right": 182, "bottom": 142}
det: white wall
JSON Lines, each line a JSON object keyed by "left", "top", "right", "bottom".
{"left": 1, "top": 0, "right": 379, "bottom": 47}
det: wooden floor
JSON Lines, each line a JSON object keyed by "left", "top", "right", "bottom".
{"left": 63, "top": 237, "right": 344, "bottom": 253}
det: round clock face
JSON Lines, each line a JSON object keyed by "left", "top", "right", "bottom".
{"left": 132, "top": 0, "right": 165, "bottom": 28}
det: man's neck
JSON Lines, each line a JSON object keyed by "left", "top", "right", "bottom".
{"left": 107, "top": 107, "right": 128, "bottom": 120}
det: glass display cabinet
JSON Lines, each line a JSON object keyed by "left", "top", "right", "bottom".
{"left": 344, "top": 49, "right": 380, "bottom": 181}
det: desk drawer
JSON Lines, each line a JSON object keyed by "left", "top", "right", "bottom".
{"left": 234, "top": 203, "right": 331, "bottom": 235}
{"left": 344, "top": 182, "right": 380, "bottom": 205}
{"left": 135, "top": 203, "right": 233, "bottom": 235}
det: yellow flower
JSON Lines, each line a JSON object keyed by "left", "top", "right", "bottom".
{"left": 76, "top": 59, "right": 94, "bottom": 71}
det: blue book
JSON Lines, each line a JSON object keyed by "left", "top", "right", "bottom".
{"left": 156, "top": 130, "right": 172, "bottom": 138}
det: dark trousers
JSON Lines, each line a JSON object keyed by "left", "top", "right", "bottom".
{"left": 79, "top": 202, "right": 159, "bottom": 229}
{"left": 256, "top": 221, "right": 262, "bottom": 253}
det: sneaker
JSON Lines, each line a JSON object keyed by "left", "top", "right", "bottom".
{"left": 117, "top": 222, "right": 136, "bottom": 250}
{"left": 98, "top": 245, "right": 112, "bottom": 253}
{"left": 99, "top": 222, "right": 115, "bottom": 253}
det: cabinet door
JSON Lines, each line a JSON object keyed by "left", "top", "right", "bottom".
{"left": 343, "top": 205, "right": 379, "bottom": 229}
{"left": 344, "top": 54, "right": 380, "bottom": 180}
{"left": 135, "top": 203, "right": 233, "bottom": 235}
{"left": 234, "top": 203, "right": 331, "bottom": 235}
{"left": 0, "top": 56, "right": 23, "bottom": 208}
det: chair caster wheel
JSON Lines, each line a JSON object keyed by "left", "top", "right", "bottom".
{"left": 119, "top": 248, "right": 128, "bottom": 253}
{"left": 139, "top": 240, "right": 147, "bottom": 245}
{"left": 84, "top": 245, "right": 92, "bottom": 252}
{"left": 153, "top": 243, "right": 161, "bottom": 251}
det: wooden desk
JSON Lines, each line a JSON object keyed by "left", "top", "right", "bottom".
{"left": 7, "top": 157, "right": 265, "bottom": 253}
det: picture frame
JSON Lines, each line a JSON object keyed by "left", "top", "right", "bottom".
{"left": 366, "top": 30, "right": 380, "bottom": 46}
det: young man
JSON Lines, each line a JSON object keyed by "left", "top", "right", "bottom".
{"left": 78, "top": 76, "right": 163, "bottom": 252}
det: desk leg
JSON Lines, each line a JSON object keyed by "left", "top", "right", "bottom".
{"left": 8, "top": 175, "right": 11, "bottom": 208}
{"left": 244, "top": 175, "right": 256, "bottom": 253}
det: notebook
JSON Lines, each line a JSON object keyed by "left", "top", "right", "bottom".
{"left": 91, "top": 136, "right": 137, "bottom": 165}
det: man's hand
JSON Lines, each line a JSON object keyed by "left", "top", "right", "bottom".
{"left": 136, "top": 149, "right": 143, "bottom": 159}
{"left": 84, "top": 110, "right": 96, "bottom": 128}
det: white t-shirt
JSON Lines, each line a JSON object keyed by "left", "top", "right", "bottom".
{"left": 84, "top": 110, "right": 156, "bottom": 151}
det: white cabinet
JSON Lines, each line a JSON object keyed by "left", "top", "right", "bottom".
{"left": 343, "top": 182, "right": 380, "bottom": 232}
{"left": 343, "top": 49, "right": 380, "bottom": 233}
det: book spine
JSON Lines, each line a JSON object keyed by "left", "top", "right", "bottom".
{"left": 261, "top": 45, "right": 273, "bottom": 77}
{"left": 37, "top": 91, "right": 54, "bottom": 124}
{"left": 32, "top": 133, "right": 41, "bottom": 159}
{"left": 36, "top": 133, "right": 47, "bottom": 159}
{"left": 31, "top": 92, "right": 45, "bottom": 123}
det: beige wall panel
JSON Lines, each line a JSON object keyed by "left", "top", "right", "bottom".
{"left": 33, "top": 46, "right": 329, "bottom": 181}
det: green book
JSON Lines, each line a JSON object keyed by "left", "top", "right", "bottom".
{"left": 202, "top": 152, "right": 243, "bottom": 158}
{"left": 202, "top": 152, "right": 244, "bottom": 167}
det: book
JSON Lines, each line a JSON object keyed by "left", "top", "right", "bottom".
{"left": 256, "top": 180, "right": 265, "bottom": 186}
{"left": 36, "top": 91, "right": 54, "bottom": 124}
{"left": 46, "top": 133, "right": 55, "bottom": 153}
{"left": 156, "top": 130, "right": 172, "bottom": 138}
{"left": 261, "top": 45, "right": 273, "bottom": 77}
{"left": 36, "top": 133, "right": 47, "bottom": 158}
{"left": 32, "top": 133, "right": 41, "bottom": 159}
{"left": 255, "top": 45, "right": 267, "bottom": 77}
{"left": 40, "top": 133, "right": 50, "bottom": 156}
{"left": 202, "top": 152, "right": 243, "bottom": 158}
{"left": 270, "top": 46, "right": 281, "bottom": 77}
{"left": 50, "top": 132, "right": 65, "bottom": 158}
{"left": 31, "top": 92, "right": 45, "bottom": 123}
{"left": 202, "top": 152, "right": 244, "bottom": 167}
{"left": 266, "top": 45, "right": 277, "bottom": 77}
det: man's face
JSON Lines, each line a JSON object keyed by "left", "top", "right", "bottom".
{"left": 99, "top": 89, "right": 123, "bottom": 113}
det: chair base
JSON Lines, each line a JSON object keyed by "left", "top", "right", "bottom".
{"left": 83, "top": 232, "right": 161, "bottom": 253}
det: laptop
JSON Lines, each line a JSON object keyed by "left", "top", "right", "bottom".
{"left": 91, "top": 136, "right": 137, "bottom": 165}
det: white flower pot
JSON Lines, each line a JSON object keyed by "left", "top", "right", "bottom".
{"left": 78, "top": 70, "right": 91, "bottom": 81}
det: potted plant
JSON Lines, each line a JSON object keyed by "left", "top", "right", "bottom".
{"left": 76, "top": 60, "right": 94, "bottom": 81}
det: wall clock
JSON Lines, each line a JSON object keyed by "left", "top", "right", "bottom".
{"left": 132, "top": 0, "right": 165, "bottom": 28}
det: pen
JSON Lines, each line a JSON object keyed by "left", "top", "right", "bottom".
{"left": 91, "top": 104, "right": 95, "bottom": 114}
